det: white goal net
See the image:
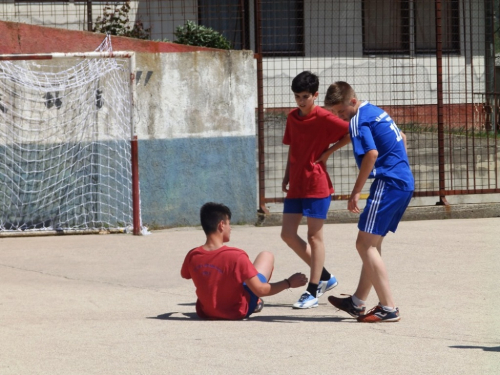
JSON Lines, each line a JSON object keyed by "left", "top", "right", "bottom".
{"left": 0, "top": 39, "right": 138, "bottom": 234}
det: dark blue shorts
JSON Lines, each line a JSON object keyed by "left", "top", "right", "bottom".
{"left": 283, "top": 196, "right": 331, "bottom": 219}
{"left": 243, "top": 273, "right": 267, "bottom": 318}
{"left": 358, "top": 179, "right": 413, "bottom": 236}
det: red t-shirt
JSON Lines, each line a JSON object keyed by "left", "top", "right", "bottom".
{"left": 283, "top": 106, "right": 349, "bottom": 198}
{"left": 180, "top": 245, "right": 258, "bottom": 320}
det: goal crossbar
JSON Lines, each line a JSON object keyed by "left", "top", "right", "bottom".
{"left": 0, "top": 51, "right": 135, "bottom": 61}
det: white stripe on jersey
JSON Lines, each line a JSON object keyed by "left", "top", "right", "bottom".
{"left": 366, "top": 180, "right": 385, "bottom": 234}
{"left": 350, "top": 113, "right": 359, "bottom": 137}
{"left": 375, "top": 112, "right": 388, "bottom": 122}
{"left": 351, "top": 101, "right": 369, "bottom": 137}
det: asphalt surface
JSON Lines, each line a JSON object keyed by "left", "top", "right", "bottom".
{"left": 0, "top": 217, "right": 498, "bottom": 374}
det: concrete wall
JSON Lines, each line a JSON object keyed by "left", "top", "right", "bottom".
{"left": 134, "top": 51, "right": 256, "bottom": 227}
{"left": 0, "top": 21, "right": 257, "bottom": 228}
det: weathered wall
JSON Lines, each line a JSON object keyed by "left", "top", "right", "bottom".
{"left": 135, "top": 51, "right": 256, "bottom": 227}
{"left": 0, "top": 20, "right": 210, "bottom": 54}
{"left": 0, "top": 21, "right": 257, "bottom": 228}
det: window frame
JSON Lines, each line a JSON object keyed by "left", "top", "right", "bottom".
{"left": 198, "top": 0, "right": 304, "bottom": 57}
{"left": 362, "top": 0, "right": 460, "bottom": 56}
{"left": 260, "top": 0, "right": 305, "bottom": 57}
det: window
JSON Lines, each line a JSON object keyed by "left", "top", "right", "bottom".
{"left": 363, "top": 0, "right": 460, "bottom": 55}
{"left": 260, "top": 0, "right": 304, "bottom": 56}
{"left": 198, "top": 0, "right": 248, "bottom": 50}
{"left": 198, "top": 0, "right": 304, "bottom": 56}
{"left": 414, "top": 0, "right": 459, "bottom": 53}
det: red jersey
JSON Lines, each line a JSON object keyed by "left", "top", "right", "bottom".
{"left": 180, "top": 245, "right": 258, "bottom": 320}
{"left": 283, "top": 106, "right": 349, "bottom": 198}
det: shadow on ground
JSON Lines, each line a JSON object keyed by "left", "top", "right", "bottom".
{"left": 449, "top": 345, "right": 500, "bottom": 352}
{"left": 147, "top": 311, "right": 352, "bottom": 323}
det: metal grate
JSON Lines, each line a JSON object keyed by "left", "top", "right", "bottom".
{"left": 1, "top": 0, "right": 498, "bottom": 210}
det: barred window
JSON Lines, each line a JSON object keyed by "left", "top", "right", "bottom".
{"left": 198, "top": 0, "right": 304, "bottom": 56}
{"left": 363, "top": 0, "right": 460, "bottom": 55}
{"left": 261, "top": 0, "right": 304, "bottom": 56}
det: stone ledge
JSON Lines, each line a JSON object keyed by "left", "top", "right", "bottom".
{"left": 256, "top": 203, "right": 500, "bottom": 227}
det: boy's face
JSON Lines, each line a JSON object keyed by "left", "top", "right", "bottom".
{"left": 327, "top": 98, "right": 358, "bottom": 121}
{"left": 294, "top": 91, "right": 318, "bottom": 116}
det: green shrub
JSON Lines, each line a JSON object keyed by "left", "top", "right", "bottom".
{"left": 172, "top": 20, "right": 231, "bottom": 50}
{"left": 93, "top": 1, "right": 150, "bottom": 40}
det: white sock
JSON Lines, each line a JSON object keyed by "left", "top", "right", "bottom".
{"left": 351, "top": 294, "right": 365, "bottom": 307}
{"left": 380, "top": 304, "right": 397, "bottom": 312}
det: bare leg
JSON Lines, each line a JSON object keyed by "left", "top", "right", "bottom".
{"left": 354, "top": 236, "right": 384, "bottom": 301}
{"left": 306, "top": 217, "right": 325, "bottom": 285}
{"left": 281, "top": 213, "right": 312, "bottom": 266}
{"left": 252, "top": 251, "right": 275, "bottom": 281}
{"left": 355, "top": 231, "right": 395, "bottom": 307}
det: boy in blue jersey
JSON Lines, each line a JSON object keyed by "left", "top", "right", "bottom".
{"left": 322, "top": 82, "right": 414, "bottom": 322}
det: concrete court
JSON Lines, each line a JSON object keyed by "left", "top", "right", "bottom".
{"left": 0, "top": 217, "right": 498, "bottom": 375}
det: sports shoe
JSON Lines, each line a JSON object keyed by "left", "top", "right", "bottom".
{"left": 292, "top": 291, "right": 318, "bottom": 309}
{"left": 317, "top": 275, "right": 338, "bottom": 297}
{"left": 328, "top": 294, "right": 366, "bottom": 318}
{"left": 357, "top": 305, "right": 400, "bottom": 323}
{"left": 253, "top": 298, "right": 264, "bottom": 313}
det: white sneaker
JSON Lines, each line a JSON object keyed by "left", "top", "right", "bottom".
{"left": 317, "top": 275, "right": 338, "bottom": 297}
{"left": 292, "top": 291, "right": 318, "bottom": 309}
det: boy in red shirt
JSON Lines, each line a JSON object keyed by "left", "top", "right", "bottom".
{"left": 281, "top": 71, "right": 350, "bottom": 309}
{"left": 181, "top": 202, "right": 307, "bottom": 320}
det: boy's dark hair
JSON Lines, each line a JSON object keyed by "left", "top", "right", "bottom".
{"left": 291, "top": 71, "right": 319, "bottom": 94}
{"left": 200, "top": 202, "right": 232, "bottom": 235}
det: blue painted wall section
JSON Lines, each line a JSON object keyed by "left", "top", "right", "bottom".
{"left": 138, "top": 136, "right": 256, "bottom": 227}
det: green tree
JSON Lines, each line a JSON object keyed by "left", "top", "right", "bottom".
{"left": 93, "top": 1, "right": 150, "bottom": 40}
{"left": 172, "top": 21, "right": 231, "bottom": 50}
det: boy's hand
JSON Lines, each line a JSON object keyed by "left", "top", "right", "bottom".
{"left": 287, "top": 272, "right": 308, "bottom": 288}
{"left": 348, "top": 191, "right": 361, "bottom": 213}
{"left": 282, "top": 177, "right": 289, "bottom": 193}
{"left": 314, "top": 151, "right": 329, "bottom": 166}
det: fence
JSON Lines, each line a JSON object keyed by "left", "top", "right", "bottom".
{"left": 1, "top": 0, "right": 498, "bottom": 212}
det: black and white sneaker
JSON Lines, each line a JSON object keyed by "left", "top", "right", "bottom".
{"left": 328, "top": 294, "right": 366, "bottom": 318}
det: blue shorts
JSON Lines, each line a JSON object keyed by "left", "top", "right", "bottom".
{"left": 243, "top": 273, "right": 267, "bottom": 318}
{"left": 358, "top": 179, "right": 413, "bottom": 236}
{"left": 283, "top": 196, "right": 331, "bottom": 219}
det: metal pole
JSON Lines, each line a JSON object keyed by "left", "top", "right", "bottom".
{"left": 254, "top": 0, "right": 268, "bottom": 214}
{"left": 87, "top": 1, "right": 93, "bottom": 32}
{"left": 484, "top": 0, "right": 495, "bottom": 131}
{"left": 435, "top": 0, "right": 448, "bottom": 205}
{"left": 131, "top": 136, "right": 141, "bottom": 235}
{"left": 128, "top": 54, "right": 141, "bottom": 235}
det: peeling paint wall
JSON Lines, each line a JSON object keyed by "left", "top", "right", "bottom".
{"left": 135, "top": 51, "right": 257, "bottom": 227}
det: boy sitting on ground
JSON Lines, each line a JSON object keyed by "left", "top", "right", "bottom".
{"left": 181, "top": 202, "right": 307, "bottom": 320}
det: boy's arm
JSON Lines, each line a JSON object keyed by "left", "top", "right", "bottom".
{"left": 282, "top": 148, "right": 291, "bottom": 192}
{"left": 401, "top": 131, "right": 408, "bottom": 152}
{"left": 348, "top": 149, "right": 378, "bottom": 214}
{"left": 180, "top": 250, "right": 195, "bottom": 279}
{"left": 180, "top": 263, "right": 191, "bottom": 279}
{"left": 244, "top": 272, "right": 307, "bottom": 297}
{"left": 314, "top": 133, "right": 351, "bottom": 165}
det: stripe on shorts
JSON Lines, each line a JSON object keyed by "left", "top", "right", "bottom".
{"left": 366, "top": 179, "right": 385, "bottom": 233}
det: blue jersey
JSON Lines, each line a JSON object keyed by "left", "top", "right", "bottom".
{"left": 349, "top": 102, "right": 414, "bottom": 191}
